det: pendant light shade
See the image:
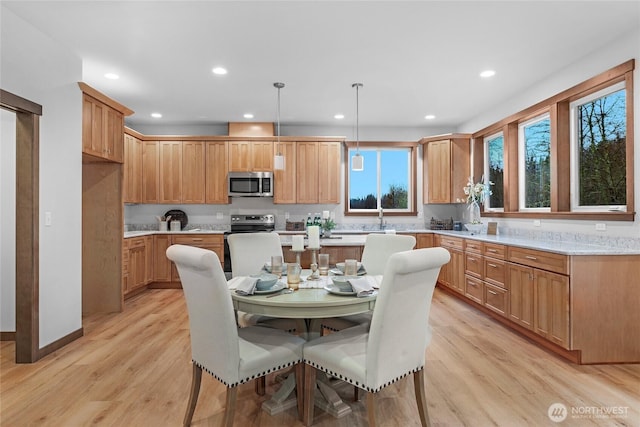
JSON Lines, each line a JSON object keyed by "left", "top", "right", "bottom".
{"left": 273, "top": 82, "right": 285, "bottom": 170}
{"left": 351, "top": 83, "right": 364, "bottom": 171}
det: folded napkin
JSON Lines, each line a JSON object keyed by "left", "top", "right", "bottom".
{"left": 348, "top": 276, "right": 377, "bottom": 297}
{"left": 228, "top": 276, "right": 259, "bottom": 295}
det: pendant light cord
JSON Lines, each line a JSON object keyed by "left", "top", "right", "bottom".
{"left": 274, "top": 82, "right": 284, "bottom": 156}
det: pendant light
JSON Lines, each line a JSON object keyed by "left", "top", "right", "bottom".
{"left": 273, "top": 82, "right": 285, "bottom": 170}
{"left": 351, "top": 83, "right": 364, "bottom": 171}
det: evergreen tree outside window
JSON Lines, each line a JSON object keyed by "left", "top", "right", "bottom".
{"left": 484, "top": 132, "right": 504, "bottom": 210}
{"left": 570, "top": 82, "right": 626, "bottom": 211}
{"left": 519, "top": 115, "right": 551, "bottom": 210}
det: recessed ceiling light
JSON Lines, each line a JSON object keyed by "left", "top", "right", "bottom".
{"left": 244, "top": 113, "right": 254, "bottom": 119}
{"left": 104, "top": 73, "right": 119, "bottom": 80}
{"left": 151, "top": 112, "right": 162, "bottom": 118}
{"left": 480, "top": 70, "right": 496, "bottom": 78}
{"left": 425, "top": 114, "right": 436, "bottom": 120}
{"left": 212, "top": 67, "right": 228, "bottom": 75}
{"left": 334, "top": 114, "right": 345, "bottom": 120}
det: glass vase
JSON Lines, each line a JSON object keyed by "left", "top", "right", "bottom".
{"left": 467, "top": 201, "right": 481, "bottom": 224}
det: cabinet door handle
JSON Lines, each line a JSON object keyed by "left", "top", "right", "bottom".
{"left": 468, "top": 281, "right": 478, "bottom": 287}
{"left": 488, "top": 263, "right": 497, "bottom": 268}
{"left": 525, "top": 255, "right": 538, "bottom": 260}
{"left": 487, "top": 249, "right": 497, "bottom": 253}
{"left": 488, "top": 289, "right": 498, "bottom": 295}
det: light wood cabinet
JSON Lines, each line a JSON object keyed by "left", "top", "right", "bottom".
{"left": 142, "top": 141, "right": 160, "bottom": 203}
{"left": 181, "top": 141, "right": 206, "bottom": 203}
{"left": 228, "top": 140, "right": 273, "bottom": 172}
{"left": 159, "top": 141, "right": 182, "bottom": 204}
{"left": 205, "top": 141, "right": 229, "bottom": 204}
{"left": 508, "top": 263, "right": 534, "bottom": 329}
{"left": 123, "top": 236, "right": 153, "bottom": 297}
{"left": 153, "top": 234, "right": 173, "bottom": 283}
{"left": 296, "top": 141, "right": 341, "bottom": 204}
{"left": 273, "top": 141, "right": 297, "bottom": 204}
{"left": 282, "top": 244, "right": 363, "bottom": 269}
{"left": 421, "top": 134, "right": 470, "bottom": 204}
{"left": 82, "top": 94, "right": 124, "bottom": 163}
{"left": 123, "top": 134, "right": 143, "bottom": 203}
{"left": 533, "top": 269, "right": 569, "bottom": 348}
{"left": 436, "top": 235, "right": 464, "bottom": 294}
{"left": 415, "top": 233, "right": 434, "bottom": 249}
{"left": 170, "top": 234, "right": 225, "bottom": 282}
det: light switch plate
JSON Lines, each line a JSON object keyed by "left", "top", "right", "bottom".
{"left": 45, "top": 211, "right": 52, "bottom": 226}
{"left": 595, "top": 223, "right": 606, "bottom": 231}
{"left": 533, "top": 219, "right": 541, "bottom": 227}
{"left": 216, "top": 212, "right": 223, "bottom": 220}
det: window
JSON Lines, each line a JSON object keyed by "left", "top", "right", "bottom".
{"left": 483, "top": 132, "right": 504, "bottom": 210}
{"left": 473, "top": 59, "right": 634, "bottom": 221}
{"left": 570, "top": 82, "right": 626, "bottom": 211}
{"left": 518, "top": 114, "right": 551, "bottom": 210}
{"left": 347, "top": 145, "right": 414, "bottom": 214}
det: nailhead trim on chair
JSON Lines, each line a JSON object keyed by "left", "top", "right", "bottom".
{"left": 303, "top": 360, "right": 424, "bottom": 393}
{"left": 194, "top": 359, "right": 302, "bottom": 387}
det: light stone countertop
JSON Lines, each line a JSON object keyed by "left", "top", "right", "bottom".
{"left": 124, "top": 229, "right": 640, "bottom": 256}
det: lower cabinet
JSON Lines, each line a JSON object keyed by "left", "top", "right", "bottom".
{"left": 533, "top": 269, "right": 569, "bottom": 348}
{"left": 123, "top": 236, "right": 153, "bottom": 297}
{"left": 283, "top": 245, "right": 363, "bottom": 268}
{"left": 170, "top": 234, "right": 224, "bottom": 283}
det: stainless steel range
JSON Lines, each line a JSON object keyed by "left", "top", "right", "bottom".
{"left": 224, "top": 214, "right": 276, "bottom": 273}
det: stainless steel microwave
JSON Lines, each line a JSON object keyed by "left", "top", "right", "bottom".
{"left": 228, "top": 171, "right": 274, "bottom": 197}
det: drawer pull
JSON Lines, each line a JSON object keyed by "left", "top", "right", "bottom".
{"left": 468, "top": 282, "right": 478, "bottom": 287}
{"left": 525, "top": 255, "right": 538, "bottom": 260}
{"left": 488, "top": 263, "right": 497, "bottom": 268}
{"left": 191, "top": 238, "right": 204, "bottom": 242}
{"left": 488, "top": 289, "right": 498, "bottom": 295}
{"left": 468, "top": 258, "right": 477, "bottom": 262}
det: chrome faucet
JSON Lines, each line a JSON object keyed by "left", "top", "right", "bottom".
{"left": 378, "top": 208, "right": 385, "bottom": 230}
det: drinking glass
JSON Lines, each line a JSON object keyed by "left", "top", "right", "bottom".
{"left": 271, "top": 255, "right": 283, "bottom": 278}
{"left": 287, "top": 263, "right": 301, "bottom": 290}
{"left": 344, "top": 259, "right": 358, "bottom": 276}
{"left": 318, "top": 253, "right": 330, "bottom": 276}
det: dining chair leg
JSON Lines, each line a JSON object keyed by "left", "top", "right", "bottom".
{"left": 366, "top": 392, "right": 377, "bottom": 427}
{"left": 413, "top": 369, "right": 431, "bottom": 427}
{"left": 295, "top": 363, "right": 305, "bottom": 420}
{"left": 183, "top": 364, "right": 202, "bottom": 426}
{"left": 303, "top": 364, "right": 317, "bottom": 426}
{"left": 255, "top": 376, "right": 266, "bottom": 396}
{"left": 223, "top": 386, "right": 238, "bottom": 427}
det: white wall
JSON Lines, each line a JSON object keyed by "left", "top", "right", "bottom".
{"left": 1, "top": 110, "right": 17, "bottom": 332}
{"left": 458, "top": 28, "right": 640, "bottom": 238}
{"left": 1, "top": 7, "right": 83, "bottom": 347}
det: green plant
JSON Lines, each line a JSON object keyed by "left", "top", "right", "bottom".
{"left": 321, "top": 218, "right": 336, "bottom": 231}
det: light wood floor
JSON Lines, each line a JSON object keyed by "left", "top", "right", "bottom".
{"left": 2, "top": 288, "right": 638, "bottom": 426}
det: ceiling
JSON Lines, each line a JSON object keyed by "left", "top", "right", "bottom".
{"left": 4, "top": 1, "right": 639, "bottom": 131}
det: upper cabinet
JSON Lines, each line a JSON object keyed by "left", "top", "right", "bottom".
{"left": 205, "top": 141, "right": 229, "bottom": 204}
{"left": 228, "top": 140, "right": 274, "bottom": 172}
{"left": 79, "top": 82, "right": 133, "bottom": 163}
{"left": 273, "top": 141, "right": 297, "bottom": 204}
{"left": 420, "top": 134, "right": 471, "bottom": 204}
{"left": 296, "top": 141, "right": 341, "bottom": 204}
{"left": 123, "top": 133, "right": 143, "bottom": 203}
{"left": 182, "top": 141, "right": 206, "bottom": 203}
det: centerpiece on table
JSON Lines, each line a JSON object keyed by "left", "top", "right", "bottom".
{"left": 460, "top": 176, "right": 493, "bottom": 234}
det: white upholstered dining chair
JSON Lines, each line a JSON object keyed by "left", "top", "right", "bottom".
{"left": 303, "top": 247, "right": 450, "bottom": 427}
{"left": 321, "top": 233, "right": 417, "bottom": 332}
{"left": 166, "top": 244, "right": 305, "bottom": 427}
{"left": 226, "top": 232, "right": 298, "bottom": 331}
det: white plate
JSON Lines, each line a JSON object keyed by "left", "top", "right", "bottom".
{"left": 254, "top": 282, "right": 286, "bottom": 295}
{"left": 324, "top": 284, "right": 357, "bottom": 296}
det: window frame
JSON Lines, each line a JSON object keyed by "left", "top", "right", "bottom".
{"left": 472, "top": 59, "right": 635, "bottom": 221}
{"left": 343, "top": 141, "right": 418, "bottom": 217}
{"left": 569, "top": 81, "right": 627, "bottom": 212}
{"left": 518, "top": 113, "right": 552, "bottom": 212}
{"left": 483, "top": 131, "right": 505, "bottom": 212}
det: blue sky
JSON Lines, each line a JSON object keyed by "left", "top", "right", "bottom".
{"left": 349, "top": 149, "right": 409, "bottom": 199}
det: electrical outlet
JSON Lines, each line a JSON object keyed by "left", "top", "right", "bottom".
{"left": 216, "top": 212, "right": 223, "bottom": 220}
{"left": 595, "top": 223, "right": 606, "bottom": 231}
{"left": 417, "top": 211, "right": 423, "bottom": 218}
{"left": 533, "top": 219, "right": 541, "bottom": 227}
{"left": 45, "top": 211, "right": 52, "bottom": 226}
{"left": 285, "top": 212, "right": 290, "bottom": 220}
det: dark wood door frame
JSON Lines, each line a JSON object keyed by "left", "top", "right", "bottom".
{"left": 1, "top": 89, "right": 42, "bottom": 363}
